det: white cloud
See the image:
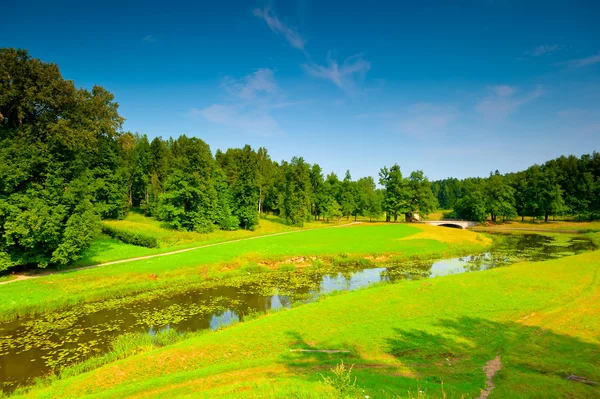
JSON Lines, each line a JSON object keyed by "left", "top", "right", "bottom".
{"left": 191, "top": 105, "right": 282, "bottom": 136}
{"left": 190, "top": 69, "right": 305, "bottom": 136}
{"left": 561, "top": 52, "right": 600, "bottom": 68}
{"left": 526, "top": 44, "right": 559, "bottom": 56}
{"left": 395, "top": 104, "right": 458, "bottom": 138}
{"left": 221, "top": 68, "right": 279, "bottom": 101}
{"left": 253, "top": 6, "right": 306, "bottom": 51}
{"left": 252, "top": 7, "right": 371, "bottom": 95}
{"left": 142, "top": 35, "right": 156, "bottom": 43}
{"left": 303, "top": 54, "right": 371, "bottom": 93}
{"left": 475, "top": 85, "right": 544, "bottom": 120}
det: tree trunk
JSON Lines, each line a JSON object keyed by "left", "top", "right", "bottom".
{"left": 258, "top": 187, "right": 262, "bottom": 215}
{"left": 545, "top": 212, "right": 549, "bottom": 223}
{"left": 354, "top": 214, "right": 357, "bottom": 221}
{"left": 128, "top": 183, "right": 133, "bottom": 207}
{"left": 521, "top": 215, "right": 524, "bottom": 222}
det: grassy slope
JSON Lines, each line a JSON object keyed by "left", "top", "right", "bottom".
{"left": 16, "top": 250, "right": 600, "bottom": 399}
{"left": 0, "top": 224, "right": 489, "bottom": 322}
{"left": 74, "top": 215, "right": 345, "bottom": 267}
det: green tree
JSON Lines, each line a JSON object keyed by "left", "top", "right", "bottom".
{"left": 0, "top": 48, "right": 122, "bottom": 269}
{"left": 484, "top": 173, "right": 516, "bottom": 222}
{"left": 281, "top": 157, "right": 312, "bottom": 226}
{"left": 157, "top": 136, "right": 219, "bottom": 232}
{"left": 453, "top": 181, "right": 487, "bottom": 222}
{"left": 310, "top": 164, "right": 325, "bottom": 220}
{"left": 379, "top": 164, "right": 408, "bottom": 222}
{"left": 130, "top": 135, "right": 151, "bottom": 208}
{"left": 525, "top": 165, "right": 565, "bottom": 222}
{"left": 340, "top": 170, "right": 357, "bottom": 220}
{"left": 145, "top": 137, "right": 170, "bottom": 216}
{"left": 356, "top": 176, "right": 381, "bottom": 221}
{"left": 405, "top": 170, "right": 438, "bottom": 221}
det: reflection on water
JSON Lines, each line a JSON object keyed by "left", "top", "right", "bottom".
{"left": 0, "top": 233, "right": 595, "bottom": 393}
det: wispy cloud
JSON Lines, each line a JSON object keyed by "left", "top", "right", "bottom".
{"left": 221, "top": 68, "right": 279, "bottom": 101}
{"left": 560, "top": 52, "right": 600, "bottom": 68}
{"left": 253, "top": 7, "right": 371, "bottom": 95}
{"left": 190, "top": 69, "right": 305, "bottom": 136}
{"left": 303, "top": 54, "right": 371, "bottom": 94}
{"left": 253, "top": 6, "right": 306, "bottom": 51}
{"left": 395, "top": 104, "right": 458, "bottom": 138}
{"left": 190, "top": 105, "right": 282, "bottom": 137}
{"left": 142, "top": 35, "right": 157, "bottom": 43}
{"left": 475, "top": 85, "right": 544, "bottom": 120}
{"left": 525, "top": 44, "right": 559, "bottom": 56}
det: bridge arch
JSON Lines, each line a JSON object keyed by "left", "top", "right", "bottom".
{"left": 437, "top": 223, "right": 464, "bottom": 229}
{"left": 418, "top": 220, "right": 479, "bottom": 229}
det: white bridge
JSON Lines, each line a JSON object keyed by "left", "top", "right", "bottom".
{"left": 418, "top": 220, "right": 479, "bottom": 229}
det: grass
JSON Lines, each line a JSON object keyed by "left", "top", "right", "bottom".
{"left": 0, "top": 223, "right": 490, "bottom": 323}
{"left": 473, "top": 220, "right": 600, "bottom": 233}
{"left": 73, "top": 214, "right": 355, "bottom": 267}
{"left": 12, "top": 247, "right": 600, "bottom": 399}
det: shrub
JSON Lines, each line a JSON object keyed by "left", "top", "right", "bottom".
{"left": 101, "top": 224, "right": 159, "bottom": 248}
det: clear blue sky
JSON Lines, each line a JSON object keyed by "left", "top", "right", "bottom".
{"left": 3, "top": 0, "right": 599, "bottom": 180}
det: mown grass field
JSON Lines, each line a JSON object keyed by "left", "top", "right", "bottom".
{"left": 0, "top": 223, "right": 490, "bottom": 322}
{"left": 74, "top": 214, "right": 356, "bottom": 267}
{"left": 12, "top": 246, "right": 600, "bottom": 399}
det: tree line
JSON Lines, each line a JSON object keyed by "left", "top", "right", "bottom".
{"left": 432, "top": 153, "right": 600, "bottom": 222}
{"left": 0, "top": 48, "right": 437, "bottom": 270}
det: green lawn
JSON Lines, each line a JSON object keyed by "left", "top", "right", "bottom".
{"left": 13, "top": 246, "right": 600, "bottom": 399}
{"left": 0, "top": 223, "right": 490, "bottom": 322}
{"left": 73, "top": 214, "right": 356, "bottom": 267}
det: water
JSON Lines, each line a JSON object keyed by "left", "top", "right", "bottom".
{"left": 0, "top": 232, "right": 594, "bottom": 393}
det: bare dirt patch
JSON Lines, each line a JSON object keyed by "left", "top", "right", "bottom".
{"left": 477, "top": 355, "right": 502, "bottom": 399}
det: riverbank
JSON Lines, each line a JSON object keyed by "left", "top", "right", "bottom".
{"left": 0, "top": 224, "right": 491, "bottom": 323}
{"left": 472, "top": 220, "right": 600, "bottom": 233}
{"left": 11, "top": 247, "right": 600, "bottom": 398}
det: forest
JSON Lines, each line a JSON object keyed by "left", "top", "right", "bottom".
{"left": 432, "top": 154, "right": 600, "bottom": 223}
{"left": 1, "top": 48, "right": 599, "bottom": 272}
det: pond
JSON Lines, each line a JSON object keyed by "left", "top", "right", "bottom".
{"left": 0, "top": 232, "right": 595, "bottom": 394}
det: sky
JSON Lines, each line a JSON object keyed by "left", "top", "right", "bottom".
{"left": 2, "top": 0, "right": 600, "bottom": 180}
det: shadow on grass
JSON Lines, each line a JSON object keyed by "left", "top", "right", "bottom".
{"left": 276, "top": 318, "right": 600, "bottom": 398}
{"left": 67, "top": 237, "right": 122, "bottom": 269}
{"left": 385, "top": 317, "right": 600, "bottom": 398}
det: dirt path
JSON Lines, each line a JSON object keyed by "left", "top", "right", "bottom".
{"left": 477, "top": 355, "right": 502, "bottom": 399}
{"left": 0, "top": 222, "right": 361, "bottom": 286}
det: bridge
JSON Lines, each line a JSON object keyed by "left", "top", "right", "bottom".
{"left": 418, "top": 220, "right": 479, "bottom": 229}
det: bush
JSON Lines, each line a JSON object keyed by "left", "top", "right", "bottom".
{"left": 101, "top": 224, "right": 159, "bottom": 248}
{"left": 442, "top": 211, "right": 458, "bottom": 220}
